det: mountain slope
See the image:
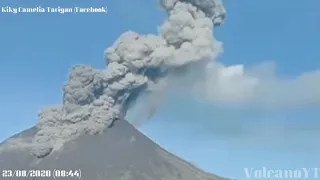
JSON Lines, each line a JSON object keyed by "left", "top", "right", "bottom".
{"left": 0, "top": 120, "right": 225, "bottom": 180}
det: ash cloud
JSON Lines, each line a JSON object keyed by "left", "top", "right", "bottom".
{"left": 26, "top": 0, "right": 226, "bottom": 157}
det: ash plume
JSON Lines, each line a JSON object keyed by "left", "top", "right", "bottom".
{"left": 23, "top": 0, "right": 226, "bottom": 158}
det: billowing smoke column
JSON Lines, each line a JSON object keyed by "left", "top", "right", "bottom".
{"left": 30, "top": 0, "right": 226, "bottom": 158}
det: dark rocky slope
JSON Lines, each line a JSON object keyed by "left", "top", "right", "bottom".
{"left": 0, "top": 120, "right": 225, "bottom": 180}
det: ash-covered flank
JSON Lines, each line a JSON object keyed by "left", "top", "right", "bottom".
{"left": 0, "top": 120, "right": 226, "bottom": 180}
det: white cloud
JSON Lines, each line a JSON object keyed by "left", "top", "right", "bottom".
{"left": 192, "top": 61, "right": 320, "bottom": 109}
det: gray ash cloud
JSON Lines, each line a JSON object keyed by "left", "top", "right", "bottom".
{"left": 7, "top": 0, "right": 226, "bottom": 158}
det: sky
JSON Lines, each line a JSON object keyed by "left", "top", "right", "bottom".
{"left": 0, "top": 0, "right": 320, "bottom": 179}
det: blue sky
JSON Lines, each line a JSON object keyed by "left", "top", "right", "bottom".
{"left": 1, "top": 0, "right": 320, "bottom": 179}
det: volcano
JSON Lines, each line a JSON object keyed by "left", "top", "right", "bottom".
{"left": 0, "top": 119, "right": 226, "bottom": 180}
{"left": 0, "top": 0, "right": 227, "bottom": 179}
